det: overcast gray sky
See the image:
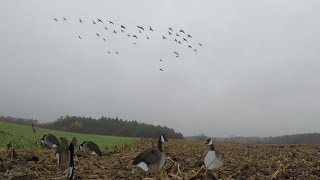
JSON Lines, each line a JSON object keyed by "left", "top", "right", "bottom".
{"left": 1, "top": 0, "right": 320, "bottom": 137}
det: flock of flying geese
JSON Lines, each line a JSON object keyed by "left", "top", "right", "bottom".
{"left": 41, "top": 134, "right": 223, "bottom": 179}
{"left": 53, "top": 17, "right": 203, "bottom": 72}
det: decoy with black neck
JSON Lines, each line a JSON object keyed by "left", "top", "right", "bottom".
{"left": 204, "top": 139, "right": 223, "bottom": 170}
{"left": 132, "top": 134, "right": 168, "bottom": 173}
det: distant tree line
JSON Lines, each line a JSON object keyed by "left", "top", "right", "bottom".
{"left": 39, "top": 116, "right": 183, "bottom": 139}
{"left": 0, "top": 116, "right": 38, "bottom": 126}
{"left": 216, "top": 133, "right": 320, "bottom": 144}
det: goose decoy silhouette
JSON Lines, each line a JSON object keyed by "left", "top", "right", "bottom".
{"left": 79, "top": 19, "right": 83, "bottom": 23}
{"left": 63, "top": 17, "right": 67, "bottom": 21}
{"left": 41, "top": 134, "right": 60, "bottom": 149}
{"left": 56, "top": 138, "right": 75, "bottom": 180}
{"left": 159, "top": 69, "right": 164, "bottom": 71}
{"left": 162, "top": 35, "right": 166, "bottom": 39}
{"left": 133, "top": 35, "right": 137, "bottom": 39}
{"left": 169, "top": 27, "right": 173, "bottom": 31}
{"left": 113, "top": 30, "right": 117, "bottom": 34}
{"left": 183, "top": 38, "right": 187, "bottom": 42}
{"left": 137, "top": 26, "right": 144, "bottom": 31}
{"left": 109, "top": 21, "right": 114, "bottom": 24}
{"left": 121, "top": 25, "right": 126, "bottom": 29}
{"left": 204, "top": 139, "right": 224, "bottom": 170}
{"left": 97, "top": 18, "right": 103, "bottom": 23}
{"left": 179, "top": 29, "right": 185, "bottom": 34}
{"left": 132, "top": 134, "right": 168, "bottom": 173}
{"left": 93, "top": 20, "right": 96, "bottom": 24}
{"left": 198, "top": 43, "right": 203, "bottom": 46}
{"left": 149, "top": 26, "right": 153, "bottom": 31}
{"left": 80, "top": 141, "right": 103, "bottom": 156}
{"left": 96, "top": 33, "right": 100, "bottom": 37}
{"left": 168, "top": 31, "right": 172, "bottom": 35}
{"left": 187, "top": 34, "right": 192, "bottom": 38}
{"left": 175, "top": 33, "right": 179, "bottom": 36}
{"left": 53, "top": 18, "right": 58, "bottom": 21}
{"left": 104, "top": 26, "right": 108, "bottom": 30}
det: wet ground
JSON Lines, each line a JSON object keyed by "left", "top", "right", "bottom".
{"left": 1, "top": 139, "right": 320, "bottom": 179}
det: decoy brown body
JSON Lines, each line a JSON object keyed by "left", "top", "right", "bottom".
{"left": 80, "top": 141, "right": 102, "bottom": 156}
{"left": 132, "top": 134, "right": 168, "bottom": 173}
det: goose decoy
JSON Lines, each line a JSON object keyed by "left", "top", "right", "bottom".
{"left": 53, "top": 18, "right": 58, "bottom": 21}
{"left": 79, "top": 141, "right": 102, "bottom": 156}
{"left": 97, "top": 18, "right": 103, "bottom": 23}
{"left": 41, "top": 134, "right": 60, "bottom": 148}
{"left": 179, "top": 29, "right": 185, "bottom": 34}
{"left": 149, "top": 26, "right": 153, "bottom": 31}
{"left": 56, "top": 138, "right": 74, "bottom": 180}
{"left": 93, "top": 20, "right": 96, "bottom": 24}
{"left": 63, "top": 17, "right": 67, "bottom": 21}
{"left": 169, "top": 27, "right": 173, "bottom": 31}
{"left": 109, "top": 21, "right": 114, "bottom": 24}
{"left": 204, "top": 139, "right": 223, "bottom": 170}
{"left": 71, "top": 137, "right": 79, "bottom": 154}
{"left": 79, "top": 19, "right": 83, "bottom": 23}
{"left": 132, "top": 134, "right": 168, "bottom": 173}
{"left": 121, "top": 25, "right": 126, "bottom": 29}
{"left": 199, "top": 43, "right": 203, "bottom": 46}
{"left": 104, "top": 26, "right": 108, "bottom": 30}
{"left": 168, "top": 31, "right": 172, "bottom": 35}
{"left": 183, "top": 38, "right": 187, "bottom": 42}
{"left": 159, "top": 69, "right": 164, "bottom": 71}
{"left": 162, "top": 35, "right": 166, "bottom": 39}
{"left": 187, "top": 34, "right": 192, "bottom": 38}
{"left": 133, "top": 35, "right": 137, "bottom": 39}
{"left": 137, "top": 26, "right": 144, "bottom": 31}
{"left": 113, "top": 30, "right": 117, "bottom": 34}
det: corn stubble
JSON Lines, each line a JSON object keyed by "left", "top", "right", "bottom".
{"left": 1, "top": 139, "right": 320, "bottom": 179}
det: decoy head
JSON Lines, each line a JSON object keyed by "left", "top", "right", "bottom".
{"left": 79, "top": 141, "right": 86, "bottom": 150}
{"left": 205, "top": 139, "right": 213, "bottom": 146}
{"left": 40, "top": 135, "right": 46, "bottom": 143}
{"left": 159, "top": 134, "right": 168, "bottom": 143}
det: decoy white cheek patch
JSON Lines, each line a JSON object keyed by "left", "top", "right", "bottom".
{"left": 137, "top": 162, "right": 148, "bottom": 171}
{"left": 69, "top": 166, "right": 74, "bottom": 178}
{"left": 91, "top": 151, "right": 97, "bottom": 155}
{"left": 208, "top": 139, "right": 213, "bottom": 145}
{"left": 52, "top": 144, "right": 57, "bottom": 148}
{"left": 55, "top": 153, "right": 60, "bottom": 165}
{"left": 161, "top": 135, "right": 165, "bottom": 143}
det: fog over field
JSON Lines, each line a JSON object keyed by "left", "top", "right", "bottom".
{"left": 0, "top": 0, "right": 320, "bottom": 137}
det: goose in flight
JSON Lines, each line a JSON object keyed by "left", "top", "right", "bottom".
{"left": 179, "top": 29, "right": 185, "bottom": 34}
{"left": 169, "top": 27, "right": 173, "bottom": 31}
{"left": 92, "top": 20, "right": 96, "bottom": 25}
{"left": 113, "top": 30, "right": 117, "bottom": 34}
{"left": 104, "top": 26, "right": 108, "bottom": 30}
{"left": 121, "top": 25, "right": 126, "bottom": 29}
{"left": 187, "top": 34, "right": 192, "bottom": 38}
{"left": 53, "top": 18, "right": 58, "bottom": 21}
{"left": 133, "top": 35, "right": 137, "bottom": 39}
{"left": 79, "top": 19, "right": 83, "bottom": 23}
{"left": 97, "top": 18, "right": 103, "bottom": 23}
{"left": 63, "top": 17, "right": 67, "bottom": 21}
{"left": 162, "top": 35, "right": 166, "bottom": 39}
{"left": 149, "top": 26, "right": 153, "bottom": 31}
{"left": 137, "top": 26, "right": 144, "bottom": 31}
{"left": 109, "top": 21, "right": 114, "bottom": 24}
{"left": 183, "top": 38, "right": 187, "bottom": 42}
{"left": 168, "top": 31, "right": 172, "bottom": 35}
